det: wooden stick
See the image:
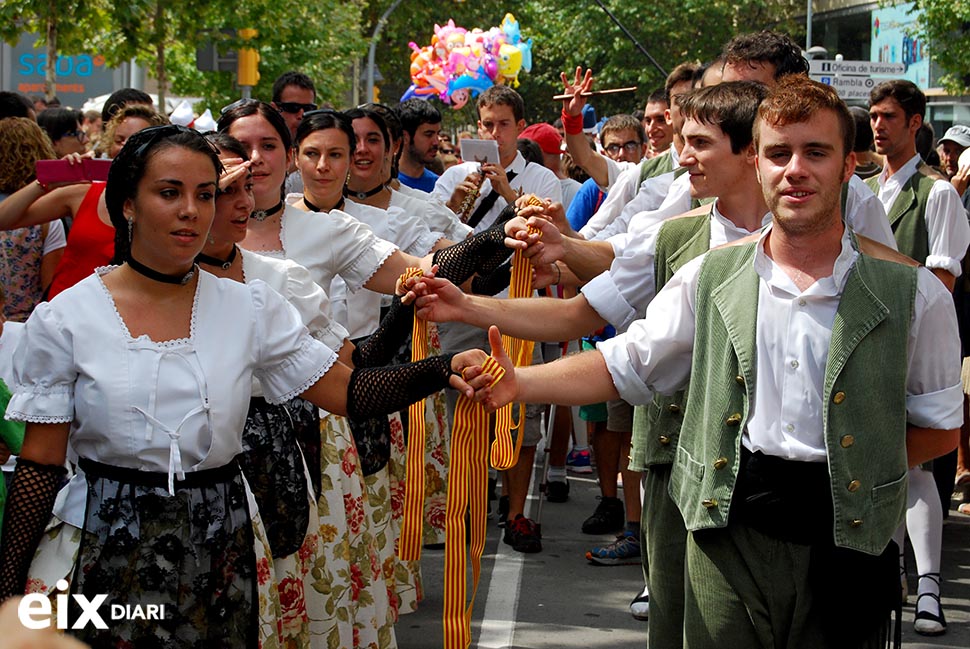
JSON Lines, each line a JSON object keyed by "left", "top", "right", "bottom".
{"left": 552, "top": 86, "right": 638, "bottom": 101}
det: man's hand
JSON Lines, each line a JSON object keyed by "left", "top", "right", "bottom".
{"left": 506, "top": 216, "right": 564, "bottom": 265}
{"left": 473, "top": 326, "right": 518, "bottom": 411}
{"left": 481, "top": 162, "right": 515, "bottom": 203}
{"left": 408, "top": 276, "right": 468, "bottom": 323}
{"left": 560, "top": 67, "right": 594, "bottom": 117}
{"left": 447, "top": 170, "right": 484, "bottom": 213}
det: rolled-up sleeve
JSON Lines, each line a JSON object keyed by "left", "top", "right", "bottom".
{"left": 905, "top": 268, "right": 964, "bottom": 429}
{"left": 596, "top": 256, "right": 702, "bottom": 405}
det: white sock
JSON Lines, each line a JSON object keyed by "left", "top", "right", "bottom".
{"left": 548, "top": 466, "right": 566, "bottom": 482}
{"left": 906, "top": 467, "right": 943, "bottom": 615}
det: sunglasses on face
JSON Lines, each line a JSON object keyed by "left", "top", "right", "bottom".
{"left": 277, "top": 101, "right": 318, "bottom": 114}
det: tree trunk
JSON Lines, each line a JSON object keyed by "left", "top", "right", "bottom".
{"left": 44, "top": 4, "right": 57, "bottom": 102}
{"left": 154, "top": 0, "right": 167, "bottom": 114}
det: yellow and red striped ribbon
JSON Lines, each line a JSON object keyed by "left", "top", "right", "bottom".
{"left": 399, "top": 267, "right": 429, "bottom": 561}
{"left": 443, "top": 360, "right": 503, "bottom": 649}
{"left": 489, "top": 220, "right": 542, "bottom": 470}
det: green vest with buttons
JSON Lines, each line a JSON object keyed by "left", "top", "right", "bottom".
{"left": 668, "top": 236, "right": 917, "bottom": 555}
{"left": 865, "top": 163, "right": 942, "bottom": 264}
{"left": 629, "top": 207, "right": 713, "bottom": 471}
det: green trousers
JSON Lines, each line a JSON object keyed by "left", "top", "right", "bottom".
{"left": 684, "top": 523, "right": 890, "bottom": 649}
{"left": 641, "top": 464, "right": 688, "bottom": 649}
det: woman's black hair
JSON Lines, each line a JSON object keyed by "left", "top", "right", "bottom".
{"left": 106, "top": 125, "right": 223, "bottom": 264}
{"left": 36, "top": 107, "right": 82, "bottom": 141}
{"left": 216, "top": 99, "right": 292, "bottom": 151}
{"left": 345, "top": 107, "right": 390, "bottom": 151}
{"left": 294, "top": 109, "right": 355, "bottom": 151}
{"left": 204, "top": 131, "right": 250, "bottom": 161}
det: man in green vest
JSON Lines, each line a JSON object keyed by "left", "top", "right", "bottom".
{"left": 866, "top": 78, "right": 969, "bottom": 636}
{"left": 407, "top": 80, "right": 772, "bottom": 642}
{"left": 466, "top": 76, "right": 962, "bottom": 648}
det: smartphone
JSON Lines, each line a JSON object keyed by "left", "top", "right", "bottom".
{"left": 35, "top": 158, "right": 112, "bottom": 185}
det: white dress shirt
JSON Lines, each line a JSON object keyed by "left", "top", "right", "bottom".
{"left": 599, "top": 225, "right": 964, "bottom": 462}
{"left": 873, "top": 154, "right": 970, "bottom": 275}
{"left": 431, "top": 152, "right": 562, "bottom": 233}
{"left": 579, "top": 146, "right": 681, "bottom": 240}
{"left": 583, "top": 201, "right": 768, "bottom": 333}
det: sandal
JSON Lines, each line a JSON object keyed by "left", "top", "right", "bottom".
{"left": 914, "top": 573, "right": 946, "bottom": 636}
{"left": 955, "top": 470, "right": 970, "bottom": 488}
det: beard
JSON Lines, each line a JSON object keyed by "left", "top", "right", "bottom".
{"left": 765, "top": 183, "right": 842, "bottom": 237}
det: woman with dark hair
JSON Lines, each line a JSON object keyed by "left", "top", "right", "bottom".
{"left": 0, "top": 125, "right": 489, "bottom": 648}
{"left": 199, "top": 132, "right": 423, "bottom": 647}
{"left": 36, "top": 108, "right": 87, "bottom": 158}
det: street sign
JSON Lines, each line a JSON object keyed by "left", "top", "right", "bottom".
{"left": 809, "top": 60, "right": 906, "bottom": 76}
{"left": 811, "top": 75, "right": 877, "bottom": 100}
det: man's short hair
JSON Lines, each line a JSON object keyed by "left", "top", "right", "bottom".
{"left": 396, "top": 98, "right": 442, "bottom": 138}
{"left": 722, "top": 30, "right": 809, "bottom": 78}
{"left": 272, "top": 71, "right": 316, "bottom": 103}
{"left": 600, "top": 114, "right": 645, "bottom": 147}
{"left": 664, "top": 62, "right": 701, "bottom": 104}
{"left": 646, "top": 88, "right": 667, "bottom": 106}
{"left": 755, "top": 76, "right": 854, "bottom": 158}
{"left": 847, "top": 106, "right": 874, "bottom": 152}
{"left": 0, "top": 91, "right": 34, "bottom": 119}
{"left": 679, "top": 81, "right": 769, "bottom": 154}
{"left": 101, "top": 88, "right": 153, "bottom": 125}
{"left": 477, "top": 85, "right": 525, "bottom": 123}
{"left": 869, "top": 79, "right": 926, "bottom": 121}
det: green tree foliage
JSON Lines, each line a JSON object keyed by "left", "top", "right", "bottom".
{"left": 0, "top": 0, "right": 96, "bottom": 100}
{"left": 909, "top": 0, "right": 970, "bottom": 93}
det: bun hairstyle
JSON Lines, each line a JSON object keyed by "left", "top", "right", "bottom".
{"left": 106, "top": 125, "right": 223, "bottom": 264}
{"left": 294, "top": 109, "right": 355, "bottom": 151}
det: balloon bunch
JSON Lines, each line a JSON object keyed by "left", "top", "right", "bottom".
{"left": 402, "top": 13, "right": 533, "bottom": 109}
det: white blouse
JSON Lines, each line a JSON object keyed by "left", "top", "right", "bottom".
{"left": 7, "top": 268, "right": 338, "bottom": 516}
{"left": 330, "top": 200, "right": 441, "bottom": 340}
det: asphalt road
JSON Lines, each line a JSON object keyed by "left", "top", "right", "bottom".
{"left": 395, "top": 441, "right": 970, "bottom": 649}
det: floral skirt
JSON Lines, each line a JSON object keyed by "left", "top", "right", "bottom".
{"left": 308, "top": 413, "right": 396, "bottom": 649}
{"left": 27, "top": 458, "right": 281, "bottom": 649}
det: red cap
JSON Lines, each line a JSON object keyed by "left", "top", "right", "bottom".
{"left": 520, "top": 123, "right": 562, "bottom": 155}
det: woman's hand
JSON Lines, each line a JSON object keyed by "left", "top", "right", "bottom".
{"left": 448, "top": 348, "right": 495, "bottom": 398}
{"left": 217, "top": 158, "right": 252, "bottom": 193}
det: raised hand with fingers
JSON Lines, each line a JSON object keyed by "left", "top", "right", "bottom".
{"left": 560, "top": 67, "right": 594, "bottom": 117}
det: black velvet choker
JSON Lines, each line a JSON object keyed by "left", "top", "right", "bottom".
{"left": 127, "top": 256, "right": 195, "bottom": 285}
{"left": 196, "top": 245, "right": 238, "bottom": 270}
{"left": 344, "top": 183, "right": 386, "bottom": 200}
{"left": 251, "top": 200, "right": 284, "bottom": 222}
{"left": 303, "top": 196, "right": 345, "bottom": 213}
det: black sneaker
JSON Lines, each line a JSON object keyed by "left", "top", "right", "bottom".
{"left": 546, "top": 479, "right": 569, "bottom": 503}
{"left": 497, "top": 495, "right": 510, "bottom": 528}
{"left": 503, "top": 514, "right": 542, "bottom": 553}
{"left": 581, "top": 496, "right": 624, "bottom": 534}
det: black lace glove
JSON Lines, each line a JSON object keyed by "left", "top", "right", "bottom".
{"left": 347, "top": 353, "right": 457, "bottom": 421}
{"left": 0, "top": 459, "right": 66, "bottom": 600}
{"left": 352, "top": 295, "right": 414, "bottom": 369}
{"left": 471, "top": 259, "right": 513, "bottom": 296}
{"left": 432, "top": 204, "right": 518, "bottom": 286}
